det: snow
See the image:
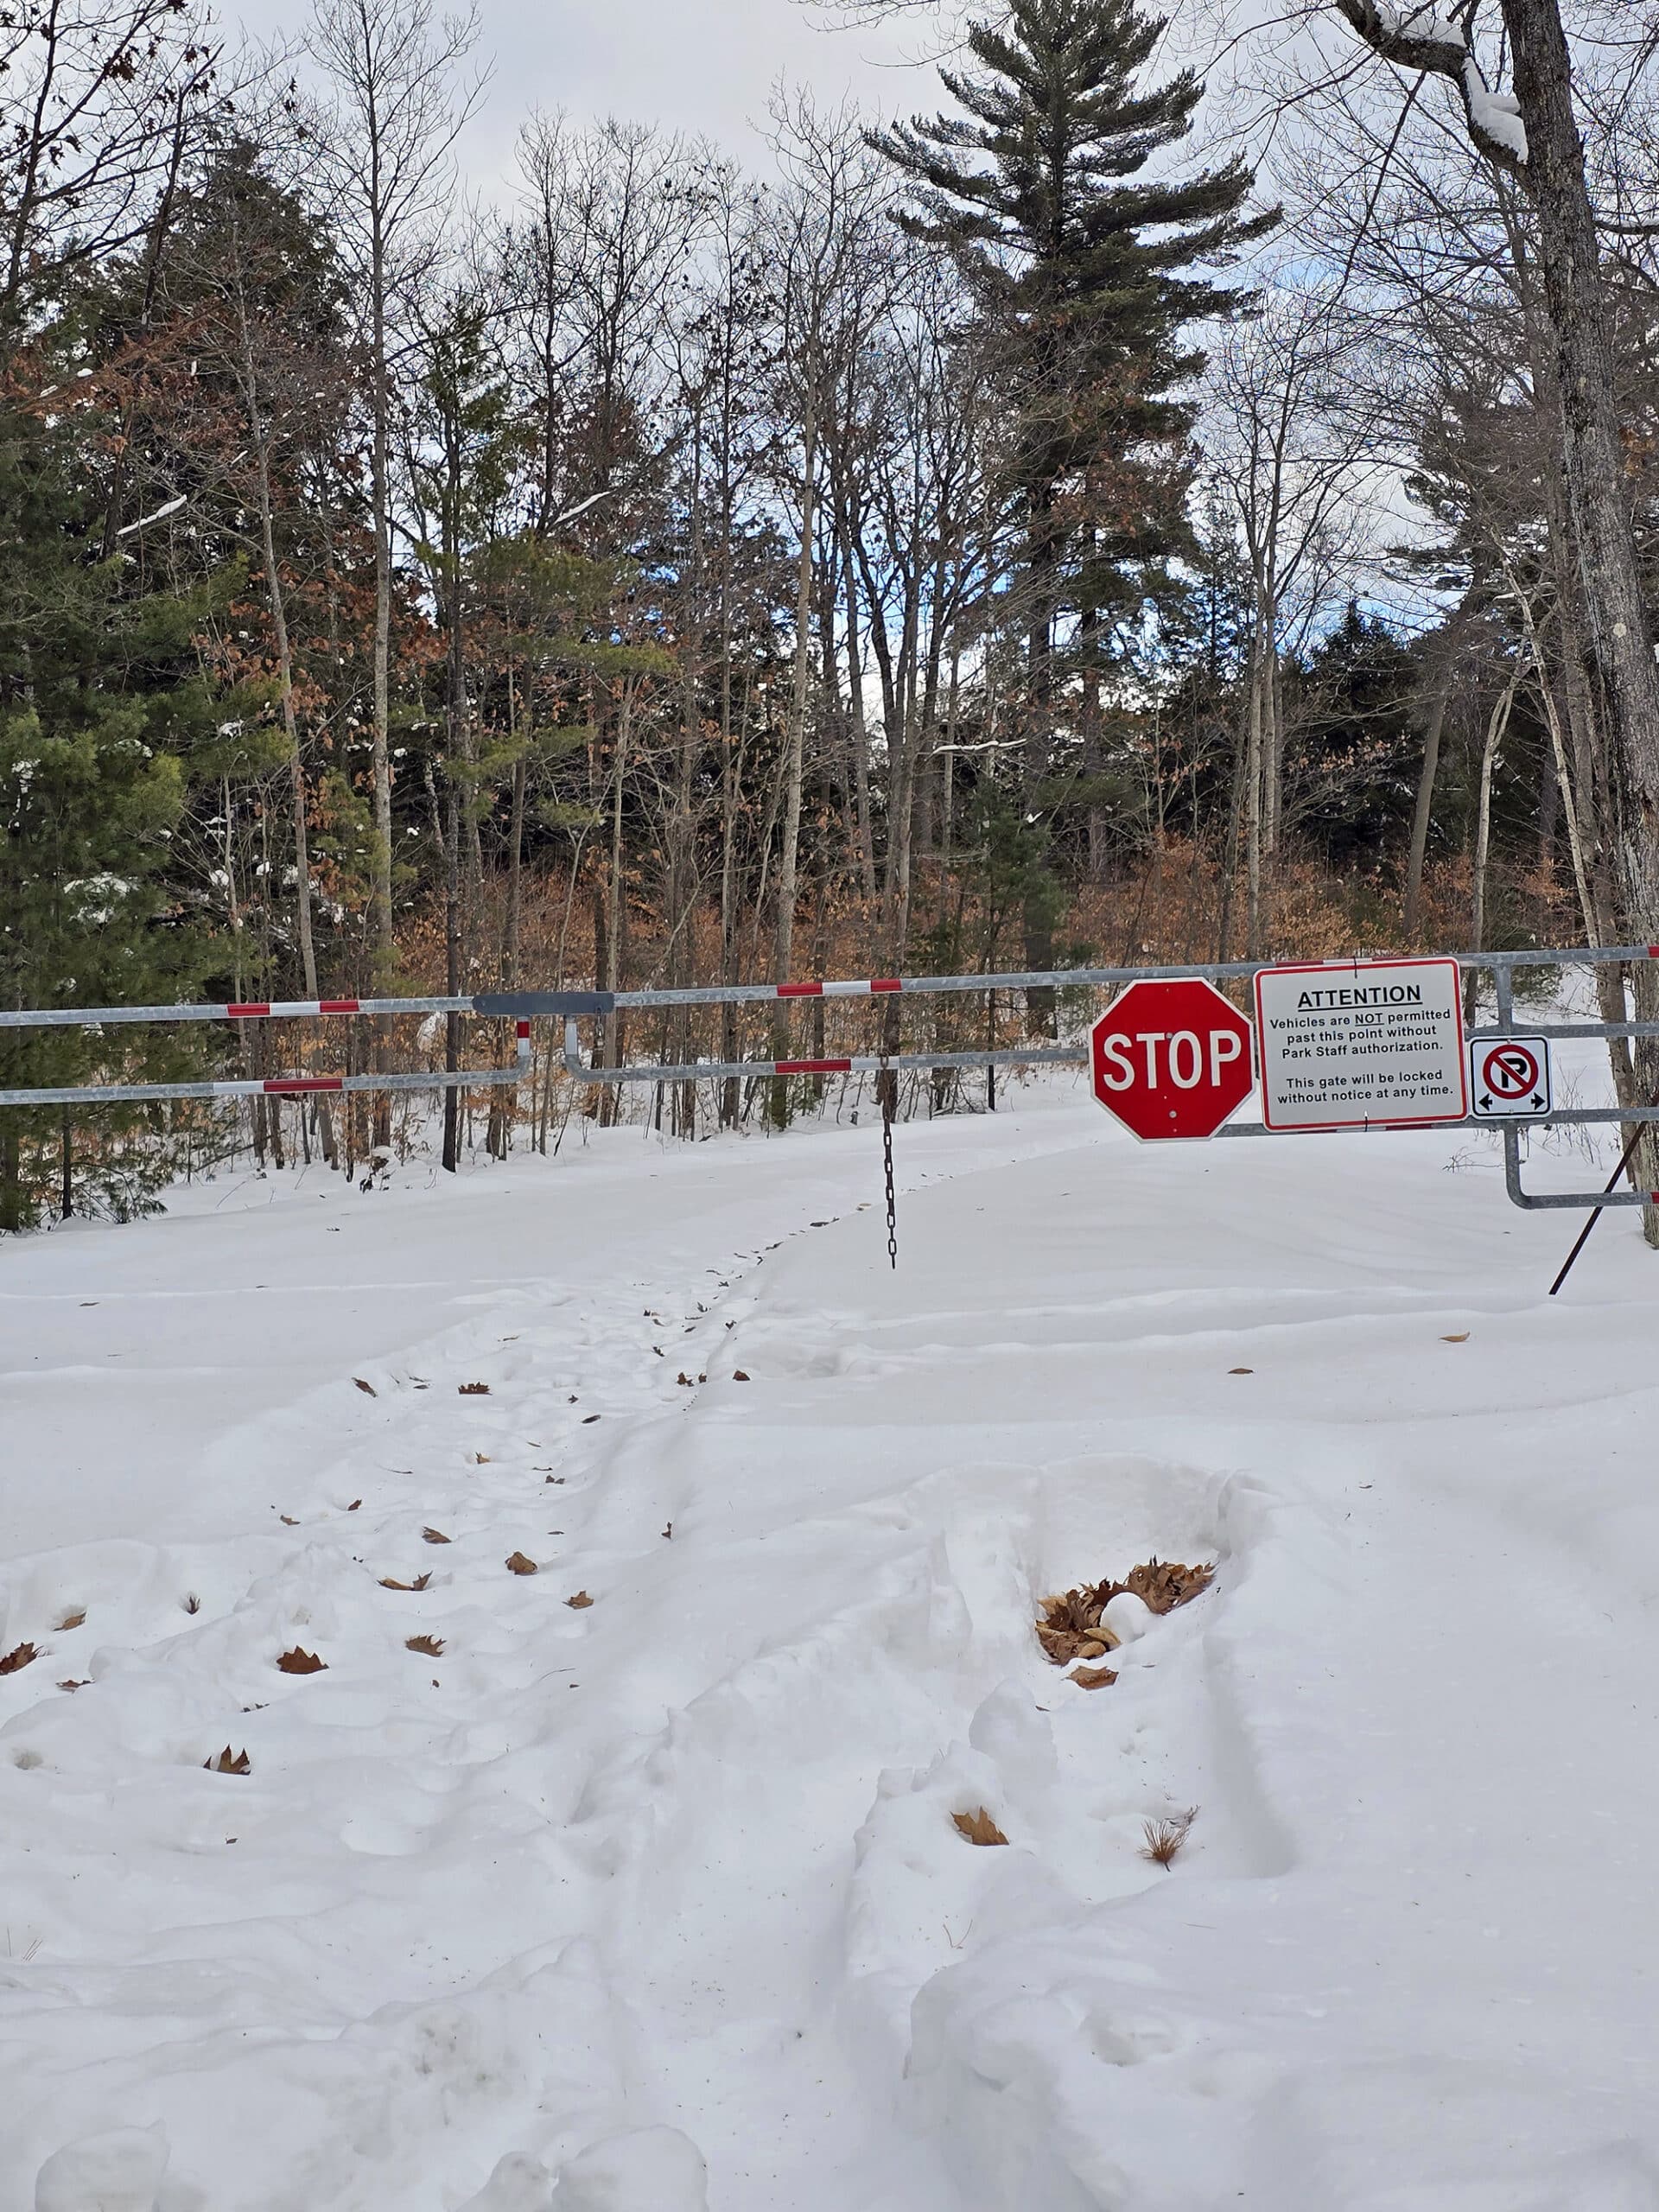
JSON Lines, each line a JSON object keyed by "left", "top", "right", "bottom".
{"left": 115, "top": 496, "right": 188, "bottom": 539}
{"left": 3, "top": 1051, "right": 1659, "bottom": 2210}
{"left": 1462, "top": 60, "right": 1529, "bottom": 162}
{"left": 63, "top": 875, "right": 137, "bottom": 925}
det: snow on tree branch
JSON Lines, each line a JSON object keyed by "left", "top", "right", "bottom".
{"left": 1331, "top": 1, "right": 1529, "bottom": 175}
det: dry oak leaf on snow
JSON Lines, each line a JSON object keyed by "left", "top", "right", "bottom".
{"left": 57, "top": 1610, "right": 86, "bottom": 1631}
{"left": 1124, "top": 1558, "right": 1215, "bottom": 1613}
{"left": 422, "top": 1527, "right": 452, "bottom": 1545}
{"left": 353, "top": 1377, "right": 377, "bottom": 1396}
{"left": 0, "top": 1642, "right": 39, "bottom": 1675}
{"left": 1034, "top": 1586, "right": 1120, "bottom": 1668}
{"left": 205, "top": 1746, "right": 251, "bottom": 1775}
{"left": 951, "top": 1807, "right": 1008, "bottom": 1847}
{"left": 505, "top": 1552, "right": 538, "bottom": 1576}
{"left": 379, "top": 1572, "right": 432, "bottom": 1592}
{"left": 1035, "top": 1557, "right": 1215, "bottom": 1665}
{"left": 458, "top": 1382, "right": 492, "bottom": 1395}
{"left": 405, "top": 1634, "right": 445, "bottom": 1658}
{"left": 565, "top": 1590, "right": 594, "bottom": 1610}
{"left": 1069, "top": 1664, "right": 1118, "bottom": 1690}
{"left": 276, "top": 1648, "right": 327, "bottom": 1675}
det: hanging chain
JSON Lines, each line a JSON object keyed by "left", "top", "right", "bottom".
{"left": 880, "top": 1051, "right": 898, "bottom": 1271}
{"left": 875, "top": 1035, "right": 902, "bottom": 1282}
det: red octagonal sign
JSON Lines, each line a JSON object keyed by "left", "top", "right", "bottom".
{"left": 1090, "top": 977, "right": 1255, "bottom": 1141}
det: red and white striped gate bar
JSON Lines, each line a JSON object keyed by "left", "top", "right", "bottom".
{"left": 0, "top": 1020, "right": 531, "bottom": 1110}
{"left": 0, "top": 993, "right": 474, "bottom": 1030}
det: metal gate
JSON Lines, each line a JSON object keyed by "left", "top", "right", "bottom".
{"left": 482, "top": 944, "right": 1659, "bottom": 1217}
{"left": 4, "top": 947, "right": 1658, "bottom": 1214}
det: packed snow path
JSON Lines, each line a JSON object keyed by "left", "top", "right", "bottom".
{"left": 3, "top": 1089, "right": 1659, "bottom": 2211}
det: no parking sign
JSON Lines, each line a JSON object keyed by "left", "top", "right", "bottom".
{"left": 1467, "top": 1036, "right": 1553, "bottom": 1119}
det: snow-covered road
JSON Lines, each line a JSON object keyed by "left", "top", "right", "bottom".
{"left": 4, "top": 1084, "right": 1658, "bottom": 2211}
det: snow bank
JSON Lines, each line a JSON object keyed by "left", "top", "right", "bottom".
{"left": 3, "top": 1052, "right": 1658, "bottom": 2208}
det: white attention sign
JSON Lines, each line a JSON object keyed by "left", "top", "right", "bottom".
{"left": 1254, "top": 958, "right": 1467, "bottom": 1132}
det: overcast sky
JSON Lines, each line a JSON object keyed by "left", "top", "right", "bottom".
{"left": 227, "top": 0, "right": 946, "bottom": 191}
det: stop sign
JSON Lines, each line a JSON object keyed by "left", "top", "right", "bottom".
{"left": 1090, "top": 977, "right": 1255, "bottom": 1141}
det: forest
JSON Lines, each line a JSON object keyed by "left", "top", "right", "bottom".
{"left": 3, "top": 0, "right": 1659, "bottom": 1226}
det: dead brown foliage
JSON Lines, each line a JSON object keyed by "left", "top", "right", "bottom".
{"left": 405, "top": 1634, "right": 445, "bottom": 1658}
{"left": 379, "top": 1573, "right": 432, "bottom": 1592}
{"left": 565, "top": 1590, "right": 593, "bottom": 1610}
{"left": 0, "top": 1642, "right": 39, "bottom": 1675}
{"left": 1141, "top": 1808, "right": 1198, "bottom": 1867}
{"left": 205, "top": 1746, "right": 251, "bottom": 1775}
{"left": 458, "top": 1382, "right": 491, "bottom": 1395}
{"left": 422, "top": 1527, "right": 451, "bottom": 1545}
{"left": 276, "top": 1648, "right": 327, "bottom": 1675}
{"left": 951, "top": 1807, "right": 1008, "bottom": 1847}
{"left": 1035, "top": 1557, "right": 1214, "bottom": 1666}
{"left": 1069, "top": 1664, "right": 1118, "bottom": 1690}
{"left": 505, "top": 1552, "right": 538, "bottom": 1576}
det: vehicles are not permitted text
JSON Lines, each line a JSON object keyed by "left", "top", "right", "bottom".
{"left": 1253, "top": 959, "right": 1468, "bottom": 1131}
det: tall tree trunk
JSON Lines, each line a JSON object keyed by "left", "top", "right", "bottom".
{"left": 771, "top": 405, "right": 817, "bottom": 1124}
{"left": 775, "top": 403, "right": 817, "bottom": 991}
{"left": 1468, "top": 671, "right": 1522, "bottom": 1018}
{"left": 837, "top": 496, "right": 877, "bottom": 901}
{"left": 1022, "top": 484, "right": 1058, "bottom": 1031}
{"left": 1501, "top": 0, "right": 1659, "bottom": 1237}
{"left": 1404, "top": 669, "right": 1452, "bottom": 943}
{"left": 1244, "top": 639, "right": 1267, "bottom": 958}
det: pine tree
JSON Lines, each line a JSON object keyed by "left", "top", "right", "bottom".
{"left": 871, "top": 0, "right": 1274, "bottom": 979}
{"left": 0, "top": 309, "right": 217, "bottom": 1230}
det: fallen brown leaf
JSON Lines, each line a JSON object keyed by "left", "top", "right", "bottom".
{"left": 1229, "top": 1366, "right": 1254, "bottom": 1375}
{"left": 57, "top": 1678, "right": 89, "bottom": 1692}
{"left": 422, "top": 1527, "right": 451, "bottom": 1545}
{"left": 472, "top": 1453, "right": 492, "bottom": 1465}
{"left": 505, "top": 1551, "right": 538, "bottom": 1576}
{"left": 1069, "top": 1664, "right": 1119, "bottom": 1690}
{"left": 379, "top": 1572, "right": 432, "bottom": 1592}
{"left": 346, "top": 1499, "right": 362, "bottom": 1512}
{"left": 205, "top": 1746, "right": 251, "bottom": 1775}
{"left": 733, "top": 1370, "right": 750, "bottom": 1382}
{"left": 0, "top": 1642, "right": 39, "bottom": 1675}
{"left": 950, "top": 1807, "right": 1008, "bottom": 1847}
{"left": 677, "top": 1371, "right": 693, "bottom": 1386}
{"left": 353, "top": 1377, "right": 377, "bottom": 1396}
{"left": 279, "top": 1515, "right": 299, "bottom": 1527}
{"left": 459, "top": 1382, "right": 491, "bottom": 1395}
{"left": 1034, "top": 1558, "right": 1214, "bottom": 1661}
{"left": 57, "top": 1610, "right": 86, "bottom": 1632}
{"left": 1441, "top": 1332, "right": 1470, "bottom": 1343}
{"left": 565, "top": 1590, "right": 593, "bottom": 1609}
{"left": 1124, "top": 1558, "right": 1215, "bottom": 1614}
{"left": 405, "top": 1634, "right": 445, "bottom": 1657}
{"left": 276, "top": 1647, "right": 326, "bottom": 1675}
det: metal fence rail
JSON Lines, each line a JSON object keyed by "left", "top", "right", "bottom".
{"left": 4, "top": 948, "right": 1657, "bottom": 1213}
{"left": 505, "top": 947, "right": 1659, "bottom": 1217}
{"left": 0, "top": 1003, "right": 531, "bottom": 1110}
